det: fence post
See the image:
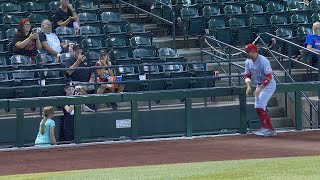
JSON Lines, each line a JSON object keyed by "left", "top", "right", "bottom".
{"left": 295, "top": 91, "right": 302, "bottom": 130}
{"left": 185, "top": 98, "right": 192, "bottom": 137}
{"left": 239, "top": 94, "right": 247, "bottom": 134}
{"left": 131, "top": 101, "right": 138, "bottom": 140}
{"left": 74, "top": 105, "right": 81, "bottom": 144}
{"left": 16, "top": 108, "right": 24, "bottom": 148}
{"left": 318, "top": 56, "right": 320, "bottom": 128}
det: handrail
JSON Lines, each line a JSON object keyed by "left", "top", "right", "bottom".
{"left": 264, "top": 32, "right": 320, "bottom": 56}
{"left": 259, "top": 33, "right": 318, "bottom": 127}
{"left": 118, "top": 0, "right": 176, "bottom": 49}
{"left": 205, "top": 36, "right": 246, "bottom": 53}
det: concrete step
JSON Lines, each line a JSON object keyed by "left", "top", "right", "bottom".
{"left": 271, "top": 117, "right": 294, "bottom": 128}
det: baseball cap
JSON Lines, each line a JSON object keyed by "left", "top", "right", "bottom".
{"left": 100, "top": 49, "right": 108, "bottom": 55}
{"left": 73, "top": 43, "right": 83, "bottom": 51}
{"left": 245, "top": 44, "right": 258, "bottom": 52}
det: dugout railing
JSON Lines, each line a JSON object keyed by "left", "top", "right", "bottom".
{"left": 0, "top": 81, "right": 315, "bottom": 148}
{"left": 200, "top": 33, "right": 320, "bottom": 129}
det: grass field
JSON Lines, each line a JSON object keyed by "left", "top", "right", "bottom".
{"left": 2, "top": 155, "right": 320, "bottom": 180}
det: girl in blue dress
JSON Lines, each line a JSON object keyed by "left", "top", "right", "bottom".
{"left": 35, "top": 106, "right": 57, "bottom": 146}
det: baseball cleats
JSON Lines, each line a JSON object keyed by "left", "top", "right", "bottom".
{"left": 254, "top": 128, "right": 277, "bottom": 137}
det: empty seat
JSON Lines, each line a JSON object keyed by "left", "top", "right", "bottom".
{"left": 84, "top": 51, "right": 100, "bottom": 65}
{"left": 48, "top": 1, "right": 59, "bottom": 13}
{"left": 0, "top": 73, "right": 14, "bottom": 99}
{"left": 245, "top": 3, "right": 264, "bottom": 14}
{"left": 207, "top": 18, "right": 231, "bottom": 44}
{"left": 5, "top": 28, "right": 17, "bottom": 41}
{"left": 276, "top": 28, "right": 293, "bottom": 39}
{"left": 105, "top": 35, "right": 127, "bottom": 48}
{"left": 81, "top": 38, "right": 103, "bottom": 51}
{"left": 109, "top": 46, "right": 133, "bottom": 64}
{"left": 25, "top": 2, "right": 49, "bottom": 14}
{"left": 28, "top": 14, "right": 48, "bottom": 25}
{"left": 80, "top": 26, "right": 101, "bottom": 38}
{"left": 103, "top": 24, "right": 124, "bottom": 36}
{"left": 310, "top": 0, "right": 320, "bottom": 12}
{"left": 133, "top": 46, "right": 157, "bottom": 59}
{"left": 2, "top": 14, "right": 21, "bottom": 26}
{"left": 144, "top": 72, "right": 167, "bottom": 91}
{"left": 77, "top": 12, "right": 98, "bottom": 26}
{"left": 311, "top": 13, "right": 320, "bottom": 23}
{"left": 159, "top": 48, "right": 178, "bottom": 59}
{"left": 10, "top": 55, "right": 33, "bottom": 69}
{"left": 223, "top": 5, "right": 242, "bottom": 15}
{"left": 55, "top": 26, "right": 74, "bottom": 36}
{"left": 101, "top": 12, "right": 122, "bottom": 23}
{"left": 297, "top": 26, "right": 312, "bottom": 45}
{"left": 130, "top": 36, "right": 152, "bottom": 47}
{"left": 1, "top": 3, "right": 24, "bottom": 15}
{"left": 126, "top": 23, "right": 145, "bottom": 35}
{"left": 291, "top": 14, "right": 309, "bottom": 25}
{"left": 74, "top": 0, "right": 98, "bottom": 12}
{"left": 287, "top": 1, "right": 306, "bottom": 11}
{"left": 122, "top": 74, "right": 141, "bottom": 92}
{"left": 202, "top": 5, "right": 220, "bottom": 19}
{"left": 12, "top": 71, "right": 40, "bottom": 98}
{"left": 266, "top": 2, "right": 284, "bottom": 13}
{"left": 228, "top": 17, "right": 252, "bottom": 45}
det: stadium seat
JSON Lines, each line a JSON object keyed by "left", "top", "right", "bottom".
{"left": 24, "top": 2, "right": 49, "bottom": 14}
{"left": 207, "top": 18, "right": 231, "bottom": 44}
{"left": 180, "top": 7, "right": 205, "bottom": 47}
{"left": 287, "top": 1, "right": 307, "bottom": 11}
{"left": 309, "top": 0, "right": 320, "bottom": 12}
{"left": 223, "top": 4, "right": 242, "bottom": 15}
{"left": 276, "top": 28, "right": 293, "bottom": 39}
{"left": 74, "top": 0, "right": 99, "bottom": 13}
{"left": 266, "top": 2, "right": 285, "bottom": 13}
{"left": 109, "top": 46, "right": 134, "bottom": 64}
{"left": 245, "top": 3, "right": 264, "bottom": 14}
{"left": 28, "top": 14, "right": 48, "bottom": 26}
{"left": 296, "top": 26, "right": 312, "bottom": 45}
{"left": 133, "top": 46, "right": 158, "bottom": 60}
{"left": 311, "top": 13, "right": 320, "bottom": 23}
{"left": 81, "top": 38, "right": 103, "bottom": 51}
{"left": 2, "top": 14, "right": 21, "bottom": 28}
{"left": 130, "top": 36, "right": 152, "bottom": 47}
{"left": 48, "top": 1, "right": 60, "bottom": 13}
{"left": 103, "top": 24, "right": 125, "bottom": 37}
{"left": 12, "top": 70, "right": 40, "bottom": 98}
{"left": 84, "top": 51, "right": 100, "bottom": 65}
{"left": 80, "top": 26, "right": 102, "bottom": 38}
{"left": 105, "top": 35, "right": 127, "bottom": 48}
{"left": 1, "top": 3, "right": 25, "bottom": 15}
{"left": 202, "top": 5, "right": 220, "bottom": 20}
{"left": 126, "top": 23, "right": 146, "bottom": 35}
{"left": 101, "top": 12, "right": 122, "bottom": 23}
{"left": 0, "top": 73, "right": 14, "bottom": 99}
{"left": 77, "top": 12, "right": 99, "bottom": 26}
{"left": 59, "top": 53, "right": 72, "bottom": 63}
{"left": 159, "top": 48, "right": 178, "bottom": 59}
{"left": 10, "top": 55, "right": 35, "bottom": 69}
{"left": 144, "top": 72, "right": 167, "bottom": 91}
{"left": 249, "top": 16, "right": 271, "bottom": 42}
{"left": 189, "top": 63, "right": 215, "bottom": 88}
{"left": 55, "top": 26, "right": 79, "bottom": 42}
{"left": 122, "top": 74, "right": 142, "bottom": 92}
{"left": 270, "top": 14, "right": 290, "bottom": 32}
{"left": 0, "top": 56, "right": 11, "bottom": 71}
{"left": 228, "top": 17, "right": 252, "bottom": 45}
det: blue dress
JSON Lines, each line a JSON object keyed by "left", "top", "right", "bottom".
{"left": 35, "top": 118, "right": 55, "bottom": 146}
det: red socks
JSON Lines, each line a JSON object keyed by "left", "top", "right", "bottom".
{"left": 256, "top": 108, "right": 274, "bottom": 130}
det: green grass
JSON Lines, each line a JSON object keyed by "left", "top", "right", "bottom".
{"left": 2, "top": 155, "right": 320, "bottom": 180}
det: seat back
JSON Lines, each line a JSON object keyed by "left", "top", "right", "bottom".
{"left": 78, "top": 12, "right": 98, "bottom": 22}
{"left": 266, "top": 2, "right": 284, "bottom": 13}
{"left": 181, "top": 7, "right": 199, "bottom": 19}
{"left": 55, "top": 26, "right": 74, "bottom": 36}
{"left": 126, "top": 23, "right": 145, "bottom": 34}
{"left": 223, "top": 5, "right": 242, "bottom": 15}
{"left": 275, "top": 28, "right": 293, "bottom": 39}
{"left": 228, "top": 17, "right": 246, "bottom": 27}
{"left": 202, "top": 5, "right": 220, "bottom": 18}
{"left": 159, "top": 48, "right": 177, "bottom": 58}
{"left": 80, "top": 26, "right": 100, "bottom": 35}
{"left": 101, "top": 12, "right": 121, "bottom": 23}
{"left": 133, "top": 47, "right": 157, "bottom": 58}
{"left": 245, "top": 3, "right": 263, "bottom": 14}
{"left": 10, "top": 55, "right": 32, "bottom": 66}
{"left": 270, "top": 15, "right": 287, "bottom": 25}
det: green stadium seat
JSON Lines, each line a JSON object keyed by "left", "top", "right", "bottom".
{"left": 48, "top": 1, "right": 59, "bottom": 13}
{"left": 145, "top": 72, "right": 167, "bottom": 91}
{"left": 10, "top": 55, "right": 35, "bottom": 69}
{"left": 310, "top": 0, "right": 320, "bottom": 12}
{"left": 12, "top": 71, "right": 40, "bottom": 98}
{"left": 296, "top": 26, "right": 312, "bottom": 45}
{"left": 133, "top": 46, "right": 158, "bottom": 60}
{"left": 202, "top": 5, "right": 220, "bottom": 20}
{"left": 167, "top": 70, "right": 192, "bottom": 89}
{"left": 245, "top": 3, "right": 264, "bottom": 14}
{"left": 105, "top": 35, "right": 127, "bottom": 48}
{"left": 74, "top": 0, "right": 99, "bottom": 13}
{"left": 223, "top": 4, "right": 242, "bottom": 15}
{"left": 84, "top": 51, "right": 100, "bottom": 65}
{"left": 101, "top": 12, "right": 122, "bottom": 23}
{"left": 2, "top": 14, "right": 21, "bottom": 28}
{"left": 1, "top": 3, "right": 25, "bottom": 15}
{"left": 28, "top": 14, "right": 48, "bottom": 26}
{"left": 276, "top": 28, "right": 293, "bottom": 39}
{"left": 79, "top": 26, "right": 102, "bottom": 38}
{"left": 0, "top": 73, "right": 14, "bottom": 99}
{"left": 207, "top": 18, "right": 231, "bottom": 44}
{"left": 266, "top": 2, "right": 285, "bottom": 13}
{"left": 290, "top": 14, "right": 309, "bottom": 25}
{"left": 59, "top": 53, "right": 72, "bottom": 63}
{"left": 228, "top": 17, "right": 252, "bottom": 45}
{"left": 122, "top": 74, "right": 142, "bottom": 92}
{"left": 311, "top": 13, "right": 320, "bottom": 23}
{"left": 55, "top": 26, "right": 79, "bottom": 42}
{"left": 78, "top": 13, "right": 99, "bottom": 26}
{"left": 81, "top": 38, "right": 103, "bottom": 51}
{"left": 24, "top": 2, "right": 49, "bottom": 14}
{"left": 126, "top": 23, "right": 146, "bottom": 35}
{"left": 109, "top": 46, "right": 134, "bottom": 64}
{"left": 159, "top": 48, "right": 178, "bottom": 59}
{"left": 130, "top": 36, "right": 152, "bottom": 47}
{"left": 103, "top": 24, "right": 125, "bottom": 37}
{"left": 249, "top": 16, "right": 271, "bottom": 43}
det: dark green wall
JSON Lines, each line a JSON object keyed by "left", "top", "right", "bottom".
{"left": 0, "top": 105, "right": 258, "bottom": 146}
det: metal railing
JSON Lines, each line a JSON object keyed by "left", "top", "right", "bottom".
{"left": 117, "top": 0, "right": 176, "bottom": 50}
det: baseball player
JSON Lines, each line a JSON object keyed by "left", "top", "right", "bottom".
{"left": 244, "top": 44, "right": 277, "bottom": 137}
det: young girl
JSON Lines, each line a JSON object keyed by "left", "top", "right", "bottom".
{"left": 35, "top": 106, "right": 57, "bottom": 146}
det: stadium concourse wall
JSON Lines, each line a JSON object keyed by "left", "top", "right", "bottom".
{"left": 0, "top": 82, "right": 314, "bottom": 148}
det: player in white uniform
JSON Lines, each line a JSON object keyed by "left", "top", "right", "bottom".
{"left": 244, "top": 44, "right": 277, "bottom": 137}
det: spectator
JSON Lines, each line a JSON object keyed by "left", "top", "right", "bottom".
{"left": 12, "top": 18, "right": 42, "bottom": 61}
{"left": 35, "top": 106, "right": 57, "bottom": 146}
{"left": 60, "top": 83, "right": 93, "bottom": 142}
{"left": 96, "top": 50, "right": 124, "bottom": 110}
{"left": 55, "top": 0, "right": 79, "bottom": 30}
{"left": 39, "top": 19, "right": 68, "bottom": 61}
{"left": 66, "top": 44, "right": 95, "bottom": 95}
{"left": 306, "top": 22, "right": 320, "bottom": 67}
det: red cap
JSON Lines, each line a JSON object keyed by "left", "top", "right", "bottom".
{"left": 245, "top": 44, "right": 257, "bottom": 52}
{"left": 20, "top": 18, "right": 29, "bottom": 25}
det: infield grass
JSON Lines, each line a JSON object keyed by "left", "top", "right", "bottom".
{"left": 1, "top": 155, "right": 320, "bottom": 180}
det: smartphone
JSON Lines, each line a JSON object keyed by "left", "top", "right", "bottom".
{"left": 32, "top": 28, "right": 38, "bottom": 33}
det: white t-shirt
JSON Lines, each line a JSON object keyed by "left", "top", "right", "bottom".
{"left": 39, "top": 32, "right": 62, "bottom": 54}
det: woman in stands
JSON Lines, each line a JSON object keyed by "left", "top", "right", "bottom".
{"left": 12, "top": 18, "right": 42, "bottom": 62}
{"left": 55, "top": 0, "right": 79, "bottom": 30}
{"left": 35, "top": 106, "right": 57, "bottom": 146}
{"left": 96, "top": 50, "right": 124, "bottom": 110}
